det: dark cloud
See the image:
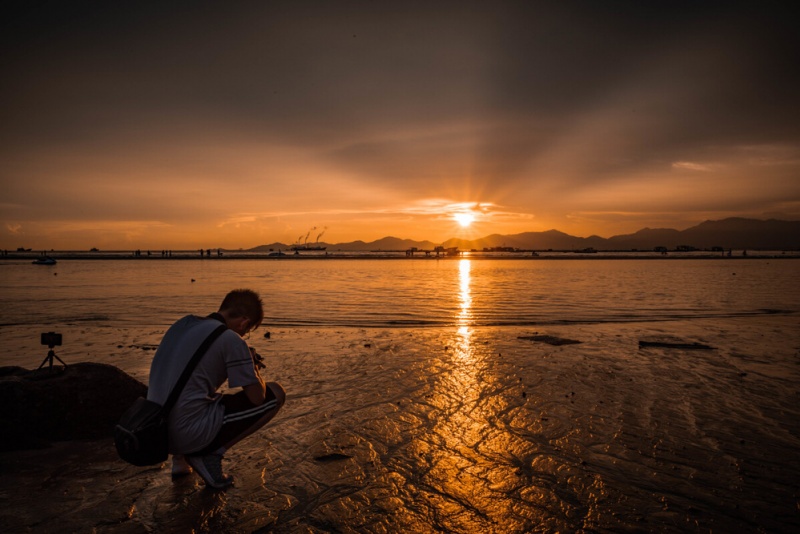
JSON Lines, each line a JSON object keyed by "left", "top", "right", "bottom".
{"left": 3, "top": 2, "right": 797, "bottom": 144}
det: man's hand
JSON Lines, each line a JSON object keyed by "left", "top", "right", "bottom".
{"left": 249, "top": 347, "right": 265, "bottom": 369}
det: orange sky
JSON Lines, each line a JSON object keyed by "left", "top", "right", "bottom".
{"left": 1, "top": 1, "right": 798, "bottom": 250}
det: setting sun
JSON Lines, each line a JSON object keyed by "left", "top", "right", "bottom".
{"left": 454, "top": 213, "right": 475, "bottom": 227}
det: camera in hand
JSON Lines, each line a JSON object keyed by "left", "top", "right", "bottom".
{"left": 250, "top": 347, "right": 265, "bottom": 369}
{"left": 41, "top": 332, "right": 62, "bottom": 348}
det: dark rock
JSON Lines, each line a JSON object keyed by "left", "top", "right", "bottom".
{"left": 0, "top": 366, "right": 27, "bottom": 377}
{"left": 518, "top": 335, "right": 582, "bottom": 346}
{"left": 0, "top": 362, "right": 146, "bottom": 451}
{"left": 313, "top": 452, "right": 353, "bottom": 462}
{"left": 638, "top": 341, "right": 714, "bottom": 350}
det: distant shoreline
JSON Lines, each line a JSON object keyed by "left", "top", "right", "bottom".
{"left": 3, "top": 250, "right": 799, "bottom": 261}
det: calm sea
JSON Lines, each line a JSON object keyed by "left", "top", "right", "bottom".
{"left": 1, "top": 258, "right": 797, "bottom": 328}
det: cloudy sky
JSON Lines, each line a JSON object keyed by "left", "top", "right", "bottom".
{"left": 2, "top": 0, "right": 798, "bottom": 249}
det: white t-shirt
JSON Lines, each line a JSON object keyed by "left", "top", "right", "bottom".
{"left": 147, "top": 315, "right": 260, "bottom": 454}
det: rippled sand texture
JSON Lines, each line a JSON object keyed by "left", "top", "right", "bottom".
{"left": 1, "top": 315, "right": 799, "bottom": 533}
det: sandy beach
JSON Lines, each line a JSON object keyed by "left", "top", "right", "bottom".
{"left": 1, "top": 314, "right": 799, "bottom": 533}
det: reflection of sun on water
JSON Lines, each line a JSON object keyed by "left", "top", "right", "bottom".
{"left": 409, "top": 258, "right": 548, "bottom": 530}
{"left": 457, "top": 258, "right": 472, "bottom": 346}
{"left": 420, "top": 258, "right": 507, "bottom": 524}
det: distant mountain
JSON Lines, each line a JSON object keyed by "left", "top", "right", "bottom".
{"left": 601, "top": 218, "right": 799, "bottom": 250}
{"left": 246, "top": 218, "right": 799, "bottom": 252}
{"left": 680, "top": 218, "right": 799, "bottom": 250}
{"left": 247, "top": 237, "right": 438, "bottom": 252}
{"left": 605, "top": 228, "right": 683, "bottom": 250}
{"left": 337, "top": 236, "right": 439, "bottom": 251}
{"left": 444, "top": 230, "right": 603, "bottom": 251}
{"left": 248, "top": 242, "right": 298, "bottom": 252}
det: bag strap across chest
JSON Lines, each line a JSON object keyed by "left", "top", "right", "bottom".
{"left": 162, "top": 322, "right": 227, "bottom": 414}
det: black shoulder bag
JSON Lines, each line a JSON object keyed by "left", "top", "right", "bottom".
{"left": 114, "top": 323, "right": 227, "bottom": 466}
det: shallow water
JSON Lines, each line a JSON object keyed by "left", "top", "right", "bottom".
{"left": 0, "top": 258, "right": 797, "bottom": 329}
{"left": 1, "top": 259, "right": 799, "bottom": 532}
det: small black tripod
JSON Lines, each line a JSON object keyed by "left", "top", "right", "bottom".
{"left": 38, "top": 343, "right": 68, "bottom": 372}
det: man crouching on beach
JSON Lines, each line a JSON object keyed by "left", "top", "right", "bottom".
{"left": 147, "top": 289, "right": 285, "bottom": 489}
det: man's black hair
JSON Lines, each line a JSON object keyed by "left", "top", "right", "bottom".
{"left": 219, "top": 289, "right": 264, "bottom": 329}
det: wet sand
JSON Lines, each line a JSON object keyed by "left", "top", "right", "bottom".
{"left": 1, "top": 315, "right": 799, "bottom": 532}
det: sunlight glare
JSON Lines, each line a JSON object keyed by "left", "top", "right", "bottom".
{"left": 454, "top": 212, "right": 475, "bottom": 227}
{"left": 458, "top": 259, "right": 472, "bottom": 330}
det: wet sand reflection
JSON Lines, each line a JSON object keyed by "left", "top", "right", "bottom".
{"left": 3, "top": 311, "right": 799, "bottom": 531}
{"left": 389, "top": 258, "right": 571, "bottom": 532}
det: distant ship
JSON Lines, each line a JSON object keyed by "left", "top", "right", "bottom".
{"left": 291, "top": 227, "right": 327, "bottom": 251}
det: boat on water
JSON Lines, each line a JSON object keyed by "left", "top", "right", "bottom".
{"left": 32, "top": 257, "right": 57, "bottom": 265}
